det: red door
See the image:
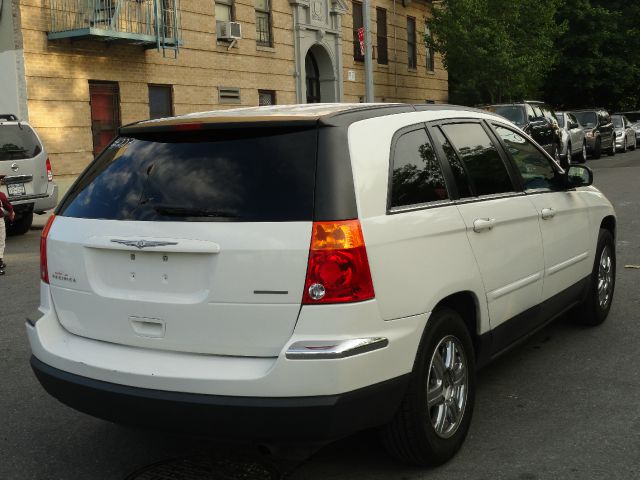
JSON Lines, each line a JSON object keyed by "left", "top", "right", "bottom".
{"left": 89, "top": 82, "right": 120, "bottom": 157}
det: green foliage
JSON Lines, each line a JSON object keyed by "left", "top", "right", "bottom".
{"left": 427, "top": 0, "right": 566, "bottom": 106}
{"left": 544, "top": 0, "right": 640, "bottom": 111}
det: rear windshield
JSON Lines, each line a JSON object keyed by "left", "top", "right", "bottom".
{"left": 573, "top": 112, "right": 597, "bottom": 128}
{"left": 58, "top": 127, "right": 318, "bottom": 222}
{"left": 493, "top": 106, "right": 526, "bottom": 127}
{"left": 0, "top": 124, "right": 42, "bottom": 160}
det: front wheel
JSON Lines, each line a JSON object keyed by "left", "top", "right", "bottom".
{"left": 573, "top": 229, "right": 616, "bottom": 326}
{"left": 381, "top": 307, "right": 475, "bottom": 466}
{"left": 607, "top": 137, "right": 616, "bottom": 156}
{"left": 631, "top": 137, "right": 637, "bottom": 151}
{"left": 579, "top": 142, "right": 587, "bottom": 163}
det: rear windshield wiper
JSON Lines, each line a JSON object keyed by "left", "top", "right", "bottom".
{"left": 153, "top": 205, "right": 239, "bottom": 218}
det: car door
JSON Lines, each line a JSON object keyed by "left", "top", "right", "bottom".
{"left": 492, "top": 124, "right": 592, "bottom": 309}
{"left": 430, "top": 121, "right": 545, "bottom": 351}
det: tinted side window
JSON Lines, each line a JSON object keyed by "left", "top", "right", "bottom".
{"left": 390, "top": 128, "right": 448, "bottom": 208}
{"left": 0, "top": 125, "right": 42, "bottom": 160}
{"left": 440, "top": 123, "right": 515, "bottom": 196}
{"left": 59, "top": 128, "right": 318, "bottom": 222}
{"left": 495, "top": 126, "right": 563, "bottom": 190}
{"left": 432, "top": 127, "right": 472, "bottom": 198}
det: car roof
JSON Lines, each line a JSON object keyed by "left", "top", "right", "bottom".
{"left": 120, "top": 103, "right": 496, "bottom": 134}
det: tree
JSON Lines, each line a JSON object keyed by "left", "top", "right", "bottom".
{"left": 544, "top": 0, "right": 640, "bottom": 111}
{"left": 427, "top": 0, "right": 566, "bottom": 106}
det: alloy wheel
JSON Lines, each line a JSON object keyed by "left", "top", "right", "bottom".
{"left": 427, "top": 335, "right": 468, "bottom": 439}
{"left": 597, "top": 245, "right": 614, "bottom": 310}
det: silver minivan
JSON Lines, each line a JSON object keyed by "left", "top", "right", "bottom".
{"left": 0, "top": 114, "right": 58, "bottom": 235}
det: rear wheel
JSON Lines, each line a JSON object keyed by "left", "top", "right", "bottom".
{"left": 632, "top": 137, "right": 637, "bottom": 151}
{"left": 573, "top": 229, "right": 615, "bottom": 326}
{"left": 6, "top": 211, "right": 33, "bottom": 236}
{"left": 381, "top": 307, "right": 475, "bottom": 466}
{"left": 607, "top": 136, "right": 616, "bottom": 156}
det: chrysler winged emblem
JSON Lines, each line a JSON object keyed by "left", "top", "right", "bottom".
{"left": 111, "top": 239, "right": 178, "bottom": 250}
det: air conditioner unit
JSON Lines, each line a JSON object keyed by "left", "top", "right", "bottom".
{"left": 217, "top": 21, "right": 242, "bottom": 40}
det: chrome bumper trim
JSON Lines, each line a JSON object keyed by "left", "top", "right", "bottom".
{"left": 285, "top": 337, "right": 389, "bottom": 360}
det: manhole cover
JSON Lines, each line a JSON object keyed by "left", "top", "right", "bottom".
{"left": 125, "top": 455, "right": 282, "bottom": 480}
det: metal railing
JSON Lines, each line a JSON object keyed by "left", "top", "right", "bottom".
{"left": 47, "top": 0, "right": 180, "bottom": 48}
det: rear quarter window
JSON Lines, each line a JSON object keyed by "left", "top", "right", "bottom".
{"left": 0, "top": 124, "right": 42, "bottom": 160}
{"left": 58, "top": 127, "right": 319, "bottom": 222}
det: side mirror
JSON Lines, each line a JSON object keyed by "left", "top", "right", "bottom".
{"left": 566, "top": 165, "right": 593, "bottom": 188}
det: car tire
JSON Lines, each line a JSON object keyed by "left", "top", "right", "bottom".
{"left": 622, "top": 138, "right": 627, "bottom": 153}
{"left": 579, "top": 142, "right": 587, "bottom": 163}
{"left": 566, "top": 141, "right": 572, "bottom": 166}
{"left": 592, "top": 138, "right": 601, "bottom": 159}
{"left": 553, "top": 143, "right": 561, "bottom": 165}
{"left": 632, "top": 137, "right": 637, "bottom": 151}
{"left": 607, "top": 137, "right": 616, "bottom": 156}
{"left": 381, "top": 307, "right": 475, "bottom": 466}
{"left": 573, "top": 229, "right": 615, "bottom": 327}
{"left": 6, "top": 212, "right": 33, "bottom": 236}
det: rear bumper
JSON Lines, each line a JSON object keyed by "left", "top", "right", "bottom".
{"left": 10, "top": 182, "right": 58, "bottom": 213}
{"left": 31, "top": 355, "right": 409, "bottom": 442}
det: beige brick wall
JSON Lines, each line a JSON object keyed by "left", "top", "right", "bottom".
{"left": 343, "top": 0, "right": 448, "bottom": 103}
{"left": 19, "top": 0, "right": 447, "bottom": 175}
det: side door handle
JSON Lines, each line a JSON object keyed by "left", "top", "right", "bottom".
{"left": 541, "top": 208, "right": 556, "bottom": 220}
{"left": 473, "top": 218, "right": 496, "bottom": 233}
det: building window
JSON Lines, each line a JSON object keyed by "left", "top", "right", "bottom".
{"left": 258, "top": 90, "right": 276, "bottom": 106}
{"left": 256, "top": 0, "right": 272, "bottom": 46}
{"left": 407, "top": 16, "right": 416, "bottom": 69}
{"left": 88, "top": 81, "right": 120, "bottom": 158}
{"left": 215, "top": 0, "right": 234, "bottom": 24}
{"left": 425, "top": 22, "right": 435, "bottom": 72}
{"left": 148, "top": 85, "right": 173, "bottom": 119}
{"left": 352, "top": 1, "right": 364, "bottom": 62}
{"left": 376, "top": 7, "right": 388, "bottom": 65}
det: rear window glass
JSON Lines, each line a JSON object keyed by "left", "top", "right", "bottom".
{"left": 492, "top": 106, "right": 526, "bottom": 127}
{"left": 573, "top": 112, "right": 597, "bottom": 128}
{"left": 0, "top": 124, "right": 42, "bottom": 160}
{"left": 58, "top": 128, "right": 318, "bottom": 222}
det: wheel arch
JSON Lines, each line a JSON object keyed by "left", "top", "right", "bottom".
{"left": 433, "top": 291, "right": 486, "bottom": 363}
{"left": 600, "top": 215, "right": 616, "bottom": 240}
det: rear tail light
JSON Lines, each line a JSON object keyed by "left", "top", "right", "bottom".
{"left": 40, "top": 215, "right": 56, "bottom": 284}
{"left": 46, "top": 158, "right": 53, "bottom": 182}
{"left": 302, "top": 220, "right": 375, "bottom": 304}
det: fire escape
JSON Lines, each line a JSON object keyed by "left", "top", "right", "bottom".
{"left": 47, "top": 0, "right": 182, "bottom": 57}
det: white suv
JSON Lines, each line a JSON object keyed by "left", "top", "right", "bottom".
{"left": 27, "top": 104, "right": 616, "bottom": 466}
{"left": 0, "top": 114, "right": 58, "bottom": 235}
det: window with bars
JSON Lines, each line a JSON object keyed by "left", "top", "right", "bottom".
{"left": 425, "top": 22, "right": 435, "bottom": 72}
{"left": 352, "top": 1, "right": 364, "bottom": 62}
{"left": 258, "top": 90, "right": 276, "bottom": 106}
{"left": 407, "top": 16, "right": 417, "bottom": 69}
{"left": 256, "top": 0, "right": 272, "bottom": 46}
{"left": 376, "top": 7, "right": 388, "bottom": 65}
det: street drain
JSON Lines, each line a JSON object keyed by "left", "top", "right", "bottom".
{"left": 125, "top": 455, "right": 282, "bottom": 480}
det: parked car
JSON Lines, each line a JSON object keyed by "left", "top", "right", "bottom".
{"left": 482, "top": 101, "right": 562, "bottom": 162}
{"left": 611, "top": 114, "right": 637, "bottom": 152}
{"left": 28, "top": 104, "right": 616, "bottom": 467}
{"left": 619, "top": 111, "right": 640, "bottom": 144}
{"left": 0, "top": 114, "right": 58, "bottom": 235}
{"left": 570, "top": 109, "right": 615, "bottom": 159}
{"left": 555, "top": 111, "right": 587, "bottom": 165}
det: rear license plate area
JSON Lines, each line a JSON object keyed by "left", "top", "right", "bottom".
{"left": 7, "top": 183, "right": 26, "bottom": 198}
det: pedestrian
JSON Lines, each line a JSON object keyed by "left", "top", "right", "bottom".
{"left": 0, "top": 177, "right": 16, "bottom": 275}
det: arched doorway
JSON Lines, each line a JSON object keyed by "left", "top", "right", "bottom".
{"left": 303, "top": 44, "right": 337, "bottom": 103}
{"left": 306, "top": 52, "right": 321, "bottom": 103}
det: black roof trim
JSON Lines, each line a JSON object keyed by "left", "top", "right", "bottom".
{"left": 120, "top": 119, "right": 319, "bottom": 136}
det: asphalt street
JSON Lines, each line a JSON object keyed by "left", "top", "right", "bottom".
{"left": 1, "top": 151, "right": 639, "bottom": 480}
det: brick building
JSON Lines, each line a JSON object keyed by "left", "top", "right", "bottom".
{"left": 0, "top": 0, "right": 448, "bottom": 176}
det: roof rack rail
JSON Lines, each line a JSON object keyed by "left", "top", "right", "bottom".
{"left": 0, "top": 114, "right": 18, "bottom": 122}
